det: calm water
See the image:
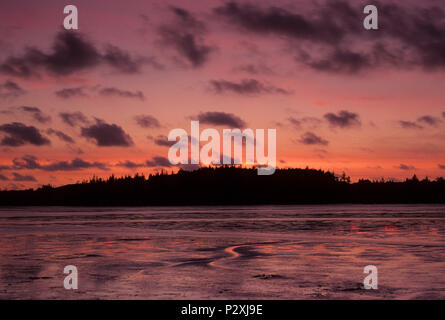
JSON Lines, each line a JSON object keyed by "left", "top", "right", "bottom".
{"left": 0, "top": 205, "right": 444, "bottom": 299}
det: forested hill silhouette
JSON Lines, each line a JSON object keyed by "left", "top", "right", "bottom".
{"left": 1, "top": 166, "right": 445, "bottom": 206}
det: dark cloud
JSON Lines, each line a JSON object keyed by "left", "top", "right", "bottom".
{"left": 0, "top": 174, "right": 8, "bottom": 181}
{"left": 417, "top": 115, "right": 441, "bottom": 126}
{"left": 324, "top": 110, "right": 361, "bottom": 128}
{"left": 298, "top": 131, "right": 329, "bottom": 146}
{"left": 135, "top": 115, "right": 161, "bottom": 128}
{"left": 46, "top": 129, "right": 75, "bottom": 144}
{"left": 116, "top": 157, "right": 172, "bottom": 168}
{"left": 0, "top": 56, "right": 38, "bottom": 78}
{"left": 102, "top": 44, "right": 143, "bottom": 74}
{"left": 19, "top": 106, "right": 51, "bottom": 123}
{"left": 215, "top": 1, "right": 445, "bottom": 73}
{"left": 145, "top": 156, "right": 172, "bottom": 168}
{"left": 40, "top": 158, "right": 108, "bottom": 171}
{"left": 159, "top": 7, "right": 213, "bottom": 67}
{"left": 301, "top": 48, "right": 371, "bottom": 74}
{"left": 99, "top": 87, "right": 145, "bottom": 101}
{"left": 297, "top": 40, "right": 402, "bottom": 74}
{"left": 399, "top": 115, "right": 442, "bottom": 129}
{"left": 116, "top": 160, "right": 145, "bottom": 169}
{"left": 57, "top": 86, "right": 150, "bottom": 101}
{"left": 288, "top": 116, "right": 322, "bottom": 130}
{"left": 0, "top": 32, "right": 100, "bottom": 78}
{"left": 379, "top": 2, "right": 445, "bottom": 70}
{"left": 103, "top": 45, "right": 164, "bottom": 72}
{"left": 12, "top": 172, "right": 36, "bottom": 182}
{"left": 288, "top": 117, "right": 302, "bottom": 129}
{"left": 442, "top": 112, "right": 445, "bottom": 119}
{"left": 0, "top": 31, "right": 148, "bottom": 78}
{"left": 210, "top": 79, "right": 291, "bottom": 95}
{"left": 41, "top": 32, "right": 101, "bottom": 75}
{"left": 159, "top": 29, "right": 212, "bottom": 68}
{"left": 12, "top": 155, "right": 40, "bottom": 169}
{"left": 439, "top": 164, "right": 445, "bottom": 170}
{"left": 81, "top": 119, "right": 134, "bottom": 147}
{"left": 171, "top": 7, "right": 204, "bottom": 28}
{"left": 59, "top": 111, "right": 89, "bottom": 127}
{"left": 55, "top": 87, "right": 88, "bottom": 99}
{"left": 214, "top": 2, "right": 356, "bottom": 44}
{"left": 0, "top": 122, "right": 50, "bottom": 146}
{"left": 397, "top": 164, "right": 416, "bottom": 170}
{"left": 0, "top": 80, "right": 26, "bottom": 99}
{"left": 12, "top": 155, "right": 108, "bottom": 171}
{"left": 399, "top": 120, "right": 423, "bottom": 130}
{"left": 153, "top": 135, "right": 175, "bottom": 147}
{"left": 197, "top": 111, "right": 246, "bottom": 128}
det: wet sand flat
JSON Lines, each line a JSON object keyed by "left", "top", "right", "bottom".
{"left": 0, "top": 205, "right": 444, "bottom": 299}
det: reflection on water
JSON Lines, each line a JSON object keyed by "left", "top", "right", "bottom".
{"left": 0, "top": 205, "right": 444, "bottom": 299}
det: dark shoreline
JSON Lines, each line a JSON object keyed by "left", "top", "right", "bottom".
{"left": 1, "top": 167, "right": 444, "bottom": 206}
{"left": 2, "top": 203, "right": 445, "bottom": 207}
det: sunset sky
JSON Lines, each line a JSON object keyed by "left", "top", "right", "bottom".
{"left": 1, "top": 0, "right": 445, "bottom": 189}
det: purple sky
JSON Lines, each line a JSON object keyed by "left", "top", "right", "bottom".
{"left": 1, "top": 0, "right": 445, "bottom": 189}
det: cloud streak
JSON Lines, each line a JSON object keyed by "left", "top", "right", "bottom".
{"left": 135, "top": 115, "right": 161, "bottom": 128}
{"left": 12, "top": 172, "right": 36, "bottom": 182}
{"left": 59, "top": 112, "right": 89, "bottom": 127}
{"left": 46, "top": 129, "right": 75, "bottom": 144}
{"left": 399, "top": 114, "right": 442, "bottom": 129}
{"left": 298, "top": 131, "right": 329, "bottom": 145}
{"left": 12, "top": 155, "right": 108, "bottom": 171}
{"left": 152, "top": 135, "right": 175, "bottom": 147}
{"left": 197, "top": 111, "right": 246, "bottom": 128}
{"left": 55, "top": 87, "right": 88, "bottom": 99}
{"left": 0, "top": 80, "right": 25, "bottom": 99}
{"left": 399, "top": 120, "right": 423, "bottom": 130}
{"left": 116, "top": 157, "right": 172, "bottom": 168}
{"left": 99, "top": 87, "right": 145, "bottom": 101}
{"left": 159, "top": 7, "right": 213, "bottom": 67}
{"left": 210, "top": 79, "right": 291, "bottom": 95}
{"left": 397, "top": 164, "right": 416, "bottom": 170}
{"left": 19, "top": 106, "right": 51, "bottom": 124}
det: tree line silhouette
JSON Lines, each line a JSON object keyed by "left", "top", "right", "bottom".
{"left": 1, "top": 166, "right": 444, "bottom": 206}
